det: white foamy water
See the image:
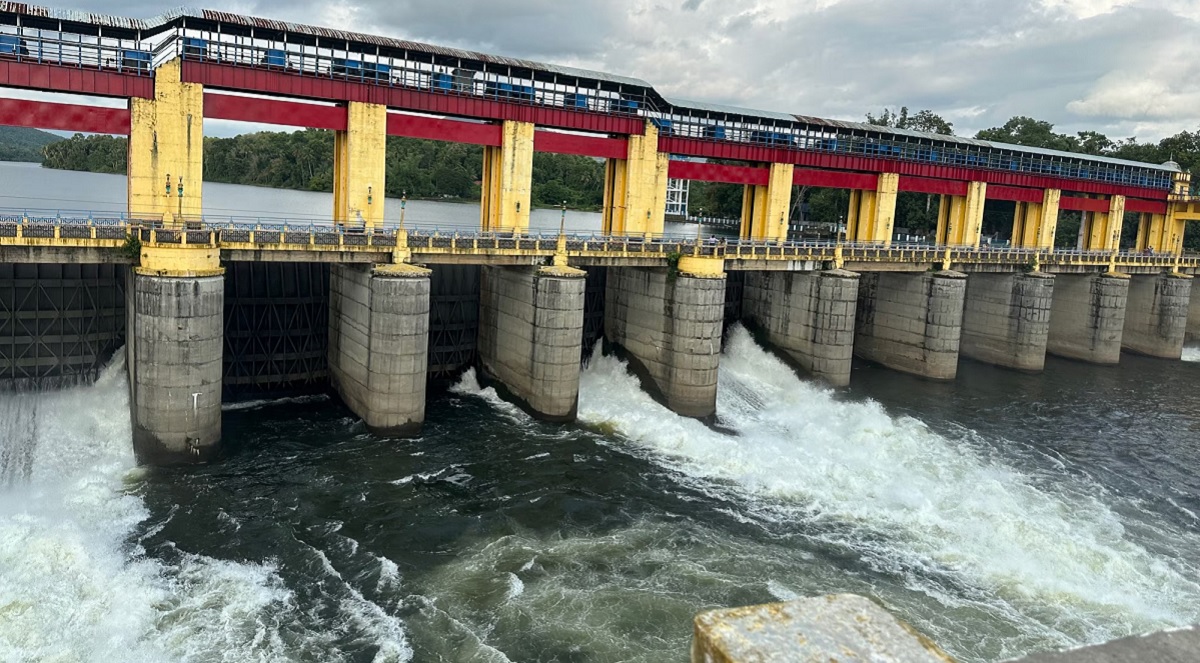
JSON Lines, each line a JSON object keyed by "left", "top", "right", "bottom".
{"left": 1183, "top": 346, "right": 1200, "bottom": 363}
{"left": 576, "top": 326, "right": 1200, "bottom": 652}
{"left": 0, "top": 357, "right": 412, "bottom": 662}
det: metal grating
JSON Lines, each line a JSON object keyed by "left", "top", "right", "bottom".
{"left": 0, "top": 263, "right": 125, "bottom": 389}
{"left": 723, "top": 271, "right": 745, "bottom": 329}
{"left": 582, "top": 266, "right": 606, "bottom": 362}
{"left": 222, "top": 261, "right": 329, "bottom": 399}
{"left": 427, "top": 264, "right": 479, "bottom": 381}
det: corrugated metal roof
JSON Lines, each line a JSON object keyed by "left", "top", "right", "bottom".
{"left": 190, "top": 7, "right": 650, "bottom": 87}
{"left": 662, "top": 96, "right": 798, "bottom": 123}
{"left": 0, "top": 2, "right": 1180, "bottom": 174}
{"left": 664, "top": 100, "right": 1176, "bottom": 172}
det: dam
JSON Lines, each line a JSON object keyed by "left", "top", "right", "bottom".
{"left": 4, "top": 3, "right": 1200, "bottom": 662}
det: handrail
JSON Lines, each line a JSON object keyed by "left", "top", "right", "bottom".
{"left": 1, "top": 212, "right": 1197, "bottom": 267}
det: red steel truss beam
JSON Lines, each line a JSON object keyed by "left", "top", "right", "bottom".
{"left": 0, "top": 98, "right": 129, "bottom": 134}
{"left": 667, "top": 160, "right": 768, "bottom": 185}
{"left": 658, "top": 136, "right": 1168, "bottom": 201}
{"left": 182, "top": 61, "right": 644, "bottom": 136}
{"left": 898, "top": 176, "right": 969, "bottom": 197}
{"left": 793, "top": 167, "right": 878, "bottom": 190}
{"left": 204, "top": 93, "right": 346, "bottom": 130}
{"left": 0, "top": 60, "right": 152, "bottom": 98}
{"left": 1059, "top": 196, "right": 1114, "bottom": 213}
{"left": 387, "top": 113, "right": 500, "bottom": 146}
{"left": 1126, "top": 198, "right": 1168, "bottom": 215}
{"left": 534, "top": 130, "right": 627, "bottom": 159}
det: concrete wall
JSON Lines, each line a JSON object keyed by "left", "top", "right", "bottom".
{"left": 1046, "top": 274, "right": 1129, "bottom": 364}
{"left": 854, "top": 271, "right": 967, "bottom": 380}
{"left": 1189, "top": 282, "right": 1200, "bottom": 344}
{"left": 129, "top": 273, "right": 223, "bottom": 464}
{"left": 478, "top": 265, "right": 586, "bottom": 421}
{"left": 960, "top": 272, "right": 1054, "bottom": 372}
{"left": 743, "top": 269, "right": 859, "bottom": 386}
{"left": 328, "top": 264, "right": 430, "bottom": 436}
{"left": 605, "top": 267, "right": 724, "bottom": 418}
{"left": 1122, "top": 273, "right": 1192, "bottom": 359}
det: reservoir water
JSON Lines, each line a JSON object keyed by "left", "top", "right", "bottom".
{"left": 3, "top": 161, "right": 1200, "bottom": 662}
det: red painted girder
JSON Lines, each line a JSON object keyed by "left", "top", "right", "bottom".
{"left": 987, "top": 185, "right": 1044, "bottom": 203}
{"left": 1060, "top": 196, "right": 1113, "bottom": 213}
{"left": 182, "top": 61, "right": 645, "bottom": 136}
{"left": 1126, "top": 198, "right": 1168, "bottom": 215}
{"left": 791, "top": 167, "right": 877, "bottom": 190}
{"left": 897, "top": 176, "right": 968, "bottom": 197}
{"left": 534, "top": 130, "right": 627, "bottom": 159}
{"left": 668, "top": 160, "right": 768, "bottom": 186}
{"left": 658, "top": 137, "right": 1169, "bottom": 201}
{"left": 387, "top": 113, "right": 500, "bottom": 146}
{"left": 204, "top": 93, "right": 346, "bottom": 130}
{"left": 0, "top": 59, "right": 151, "bottom": 98}
{"left": 0, "top": 98, "right": 129, "bottom": 134}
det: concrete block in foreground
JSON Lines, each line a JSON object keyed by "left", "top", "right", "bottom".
{"left": 692, "top": 595, "right": 952, "bottom": 662}
{"left": 1010, "top": 624, "right": 1200, "bottom": 662}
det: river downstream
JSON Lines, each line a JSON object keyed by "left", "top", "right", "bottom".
{"left": 2, "top": 163, "right": 1200, "bottom": 662}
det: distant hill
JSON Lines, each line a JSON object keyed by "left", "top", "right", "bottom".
{"left": 0, "top": 126, "right": 62, "bottom": 162}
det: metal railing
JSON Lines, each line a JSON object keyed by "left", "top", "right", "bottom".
{"left": 1, "top": 211, "right": 1197, "bottom": 270}
{"left": 0, "top": 27, "right": 151, "bottom": 75}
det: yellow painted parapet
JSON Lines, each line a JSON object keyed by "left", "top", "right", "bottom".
{"left": 480, "top": 120, "right": 535, "bottom": 234}
{"left": 137, "top": 245, "right": 222, "bottom": 277}
{"left": 333, "top": 101, "right": 387, "bottom": 230}
{"left": 677, "top": 255, "right": 725, "bottom": 278}
{"left": 1012, "top": 189, "right": 1061, "bottom": 250}
{"left": 740, "top": 163, "right": 794, "bottom": 242}
{"left": 373, "top": 262, "right": 431, "bottom": 278}
{"left": 935, "top": 181, "right": 987, "bottom": 247}
{"left": 846, "top": 173, "right": 898, "bottom": 245}
{"left": 128, "top": 58, "right": 203, "bottom": 226}
{"left": 602, "top": 122, "right": 668, "bottom": 237}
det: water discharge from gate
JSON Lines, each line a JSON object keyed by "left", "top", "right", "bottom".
{"left": 0, "top": 356, "right": 413, "bottom": 662}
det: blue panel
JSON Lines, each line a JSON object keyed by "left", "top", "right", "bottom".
{"left": 651, "top": 118, "right": 673, "bottom": 135}
{"left": 703, "top": 125, "right": 727, "bottom": 140}
{"left": 432, "top": 73, "right": 453, "bottom": 91}
{"left": 264, "top": 48, "right": 286, "bottom": 67}
{"left": 565, "top": 93, "right": 590, "bottom": 109}
{"left": 122, "top": 49, "right": 151, "bottom": 72}
{"left": 614, "top": 98, "right": 639, "bottom": 113}
{"left": 183, "top": 38, "right": 206, "bottom": 59}
{"left": 750, "top": 130, "right": 794, "bottom": 147}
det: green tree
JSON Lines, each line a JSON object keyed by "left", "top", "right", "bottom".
{"left": 866, "top": 106, "right": 954, "bottom": 135}
{"left": 975, "top": 116, "right": 1078, "bottom": 151}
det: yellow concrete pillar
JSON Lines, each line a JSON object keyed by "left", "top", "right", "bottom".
{"left": 602, "top": 122, "right": 668, "bottom": 237}
{"left": 935, "top": 182, "right": 987, "bottom": 247}
{"left": 1079, "top": 195, "right": 1125, "bottom": 252}
{"left": 739, "top": 163, "right": 794, "bottom": 242}
{"left": 1156, "top": 201, "right": 1200, "bottom": 255}
{"left": 845, "top": 173, "right": 898, "bottom": 245}
{"left": 1011, "top": 189, "right": 1060, "bottom": 250}
{"left": 127, "top": 58, "right": 204, "bottom": 227}
{"left": 332, "top": 101, "right": 387, "bottom": 229}
{"left": 480, "top": 120, "right": 535, "bottom": 234}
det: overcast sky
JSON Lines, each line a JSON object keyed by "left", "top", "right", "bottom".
{"left": 36, "top": 0, "right": 1200, "bottom": 141}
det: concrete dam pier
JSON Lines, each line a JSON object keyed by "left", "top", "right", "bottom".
{"left": 2, "top": 252, "right": 1198, "bottom": 465}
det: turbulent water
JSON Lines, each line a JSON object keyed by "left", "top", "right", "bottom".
{"left": 3, "top": 331, "right": 1200, "bottom": 662}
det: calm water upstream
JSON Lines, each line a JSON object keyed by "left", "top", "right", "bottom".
{"left": 3, "top": 162, "right": 1200, "bottom": 662}
{"left": 0, "top": 161, "right": 727, "bottom": 238}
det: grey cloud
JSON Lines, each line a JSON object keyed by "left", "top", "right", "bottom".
{"left": 47, "top": 0, "right": 1200, "bottom": 140}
